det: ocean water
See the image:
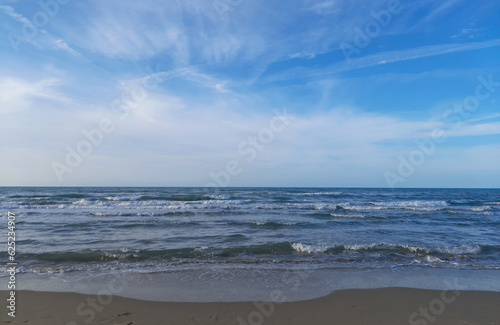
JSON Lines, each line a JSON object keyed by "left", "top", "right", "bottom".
{"left": 1, "top": 187, "right": 499, "bottom": 301}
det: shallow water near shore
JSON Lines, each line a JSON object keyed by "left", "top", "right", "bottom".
{"left": 7, "top": 266, "right": 500, "bottom": 302}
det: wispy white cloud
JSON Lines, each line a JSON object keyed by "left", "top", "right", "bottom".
{"left": 0, "top": 77, "right": 71, "bottom": 115}
{"left": 410, "top": 0, "right": 462, "bottom": 31}
{"left": 0, "top": 4, "right": 83, "bottom": 56}
{"left": 57, "top": 0, "right": 402, "bottom": 70}
{"left": 264, "top": 39, "right": 500, "bottom": 82}
{"left": 449, "top": 122, "right": 500, "bottom": 137}
{"left": 61, "top": 1, "right": 202, "bottom": 62}
{"left": 450, "top": 23, "right": 487, "bottom": 40}
{"left": 121, "top": 66, "right": 231, "bottom": 95}
{"left": 0, "top": 4, "right": 30, "bottom": 25}
{"left": 1, "top": 0, "right": 498, "bottom": 187}
{"left": 53, "top": 39, "right": 81, "bottom": 56}
{"left": 0, "top": 70, "right": 498, "bottom": 186}
{"left": 306, "top": 0, "right": 339, "bottom": 15}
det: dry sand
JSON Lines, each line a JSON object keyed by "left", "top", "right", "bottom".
{"left": 1, "top": 288, "right": 499, "bottom": 325}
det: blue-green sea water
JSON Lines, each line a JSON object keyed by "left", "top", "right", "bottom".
{"left": 1, "top": 187, "right": 499, "bottom": 301}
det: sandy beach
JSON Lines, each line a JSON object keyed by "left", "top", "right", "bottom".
{"left": 1, "top": 288, "right": 499, "bottom": 325}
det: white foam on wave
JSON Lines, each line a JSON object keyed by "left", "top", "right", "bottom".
{"left": 436, "top": 245, "right": 481, "bottom": 255}
{"left": 425, "top": 256, "right": 445, "bottom": 263}
{"left": 200, "top": 199, "right": 247, "bottom": 205}
{"left": 104, "top": 195, "right": 145, "bottom": 201}
{"left": 90, "top": 212, "right": 107, "bottom": 217}
{"left": 337, "top": 203, "right": 382, "bottom": 211}
{"left": 343, "top": 243, "right": 429, "bottom": 254}
{"left": 469, "top": 206, "right": 492, "bottom": 211}
{"left": 72, "top": 199, "right": 88, "bottom": 206}
{"left": 293, "top": 242, "right": 432, "bottom": 254}
{"left": 209, "top": 195, "right": 232, "bottom": 200}
{"left": 252, "top": 221, "right": 297, "bottom": 226}
{"left": 446, "top": 210, "right": 492, "bottom": 216}
{"left": 330, "top": 213, "right": 365, "bottom": 219}
{"left": 292, "top": 243, "right": 329, "bottom": 254}
{"left": 369, "top": 200, "right": 448, "bottom": 208}
{"left": 344, "top": 243, "right": 377, "bottom": 251}
{"left": 401, "top": 244, "right": 429, "bottom": 254}
{"left": 328, "top": 200, "right": 449, "bottom": 212}
{"left": 295, "top": 192, "right": 343, "bottom": 196}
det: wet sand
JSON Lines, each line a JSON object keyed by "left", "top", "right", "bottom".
{"left": 1, "top": 288, "right": 499, "bottom": 324}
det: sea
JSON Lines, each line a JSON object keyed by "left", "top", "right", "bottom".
{"left": 1, "top": 187, "right": 499, "bottom": 302}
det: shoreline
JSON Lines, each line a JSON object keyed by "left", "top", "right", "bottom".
{"left": 5, "top": 266, "right": 499, "bottom": 303}
{"left": 2, "top": 288, "right": 499, "bottom": 325}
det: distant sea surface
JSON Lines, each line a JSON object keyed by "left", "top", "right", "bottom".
{"left": 1, "top": 187, "right": 499, "bottom": 300}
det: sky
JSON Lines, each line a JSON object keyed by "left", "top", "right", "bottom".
{"left": 0, "top": 0, "right": 499, "bottom": 187}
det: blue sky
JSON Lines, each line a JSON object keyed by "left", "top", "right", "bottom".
{"left": 0, "top": 0, "right": 499, "bottom": 187}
